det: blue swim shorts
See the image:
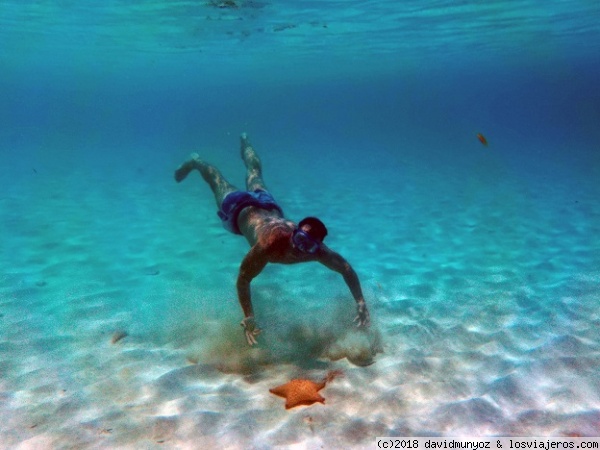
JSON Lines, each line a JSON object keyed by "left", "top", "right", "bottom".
{"left": 217, "top": 189, "right": 283, "bottom": 235}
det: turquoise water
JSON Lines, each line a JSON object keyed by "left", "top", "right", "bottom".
{"left": 1, "top": 1, "right": 600, "bottom": 446}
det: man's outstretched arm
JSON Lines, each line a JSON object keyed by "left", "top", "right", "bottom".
{"left": 237, "top": 245, "right": 268, "bottom": 345}
{"left": 318, "top": 247, "right": 371, "bottom": 327}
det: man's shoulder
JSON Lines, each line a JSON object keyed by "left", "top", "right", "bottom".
{"left": 254, "top": 218, "right": 294, "bottom": 256}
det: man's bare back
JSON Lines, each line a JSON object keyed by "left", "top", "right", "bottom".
{"left": 175, "top": 133, "right": 370, "bottom": 345}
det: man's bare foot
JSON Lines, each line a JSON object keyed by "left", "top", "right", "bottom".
{"left": 174, "top": 153, "right": 201, "bottom": 182}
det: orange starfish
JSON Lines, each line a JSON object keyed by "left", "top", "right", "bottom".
{"left": 269, "top": 370, "right": 343, "bottom": 409}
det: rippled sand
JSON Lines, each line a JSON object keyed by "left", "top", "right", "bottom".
{"left": 1, "top": 152, "right": 599, "bottom": 448}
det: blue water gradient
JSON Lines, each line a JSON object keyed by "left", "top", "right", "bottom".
{"left": 1, "top": 0, "right": 599, "bottom": 444}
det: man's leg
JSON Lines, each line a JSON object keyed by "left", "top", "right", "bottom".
{"left": 174, "top": 153, "right": 237, "bottom": 208}
{"left": 240, "top": 133, "right": 268, "bottom": 192}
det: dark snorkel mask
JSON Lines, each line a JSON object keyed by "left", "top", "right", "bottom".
{"left": 292, "top": 228, "right": 321, "bottom": 254}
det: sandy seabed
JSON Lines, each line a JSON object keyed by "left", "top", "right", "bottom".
{"left": 1, "top": 153, "right": 599, "bottom": 449}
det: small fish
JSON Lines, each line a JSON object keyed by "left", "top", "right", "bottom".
{"left": 111, "top": 330, "right": 128, "bottom": 344}
{"left": 477, "top": 133, "right": 488, "bottom": 146}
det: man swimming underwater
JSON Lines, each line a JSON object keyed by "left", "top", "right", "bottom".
{"left": 174, "top": 133, "right": 371, "bottom": 345}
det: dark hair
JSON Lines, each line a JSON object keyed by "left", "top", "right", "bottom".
{"left": 298, "top": 216, "right": 328, "bottom": 241}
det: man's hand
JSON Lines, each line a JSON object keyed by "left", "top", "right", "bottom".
{"left": 353, "top": 301, "right": 371, "bottom": 327}
{"left": 240, "top": 316, "right": 261, "bottom": 346}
